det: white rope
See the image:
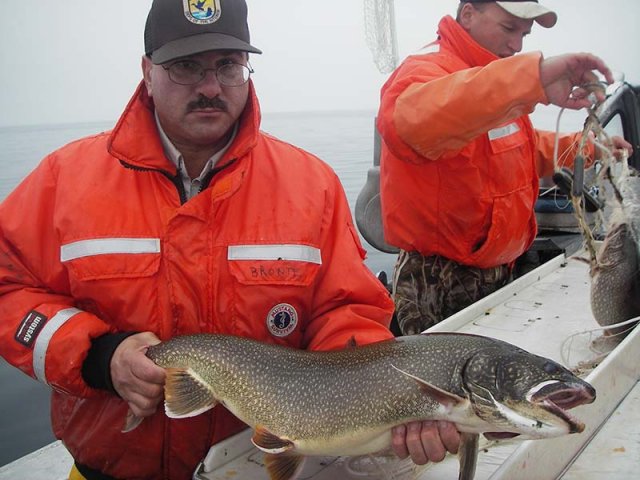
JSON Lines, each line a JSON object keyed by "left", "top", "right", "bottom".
{"left": 560, "top": 316, "right": 640, "bottom": 368}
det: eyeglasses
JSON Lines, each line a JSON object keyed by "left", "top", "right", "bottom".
{"left": 162, "top": 60, "right": 254, "bottom": 87}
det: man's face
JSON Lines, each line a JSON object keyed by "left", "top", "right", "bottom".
{"left": 460, "top": 3, "right": 534, "bottom": 58}
{"left": 142, "top": 50, "right": 250, "bottom": 150}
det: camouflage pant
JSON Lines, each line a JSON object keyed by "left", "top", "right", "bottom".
{"left": 392, "top": 251, "right": 511, "bottom": 335}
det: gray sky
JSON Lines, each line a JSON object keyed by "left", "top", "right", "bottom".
{"left": 0, "top": 0, "right": 638, "bottom": 128}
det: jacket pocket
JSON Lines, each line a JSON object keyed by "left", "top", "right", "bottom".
{"left": 227, "top": 244, "right": 321, "bottom": 287}
{"left": 61, "top": 238, "right": 161, "bottom": 280}
{"left": 466, "top": 191, "right": 535, "bottom": 268}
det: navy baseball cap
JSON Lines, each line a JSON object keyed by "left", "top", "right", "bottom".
{"left": 145, "top": 0, "right": 262, "bottom": 65}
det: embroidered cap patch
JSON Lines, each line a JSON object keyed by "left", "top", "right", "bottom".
{"left": 267, "top": 303, "right": 298, "bottom": 337}
{"left": 183, "top": 0, "right": 222, "bottom": 24}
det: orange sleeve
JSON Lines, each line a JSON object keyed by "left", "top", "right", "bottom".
{"left": 394, "top": 52, "right": 548, "bottom": 160}
{"left": 0, "top": 155, "right": 111, "bottom": 397}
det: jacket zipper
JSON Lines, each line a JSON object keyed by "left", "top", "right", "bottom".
{"left": 120, "top": 158, "right": 238, "bottom": 203}
{"left": 119, "top": 160, "right": 188, "bottom": 204}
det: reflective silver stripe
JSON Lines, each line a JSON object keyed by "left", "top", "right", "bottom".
{"left": 60, "top": 238, "right": 161, "bottom": 262}
{"left": 488, "top": 122, "right": 520, "bottom": 141}
{"left": 228, "top": 245, "right": 322, "bottom": 265}
{"left": 33, "top": 308, "right": 82, "bottom": 384}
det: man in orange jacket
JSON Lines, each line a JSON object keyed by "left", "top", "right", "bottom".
{"left": 0, "top": 0, "right": 460, "bottom": 478}
{"left": 378, "top": 0, "right": 633, "bottom": 336}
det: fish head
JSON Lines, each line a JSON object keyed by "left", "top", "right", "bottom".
{"left": 462, "top": 347, "right": 596, "bottom": 439}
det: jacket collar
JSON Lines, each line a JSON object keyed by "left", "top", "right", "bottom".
{"left": 437, "top": 15, "right": 498, "bottom": 68}
{"left": 107, "top": 80, "right": 262, "bottom": 173}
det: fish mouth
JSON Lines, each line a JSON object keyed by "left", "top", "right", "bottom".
{"left": 529, "top": 381, "right": 596, "bottom": 434}
{"left": 484, "top": 431, "right": 520, "bottom": 440}
{"left": 483, "top": 381, "right": 596, "bottom": 440}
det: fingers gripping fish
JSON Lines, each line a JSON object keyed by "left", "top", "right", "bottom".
{"left": 127, "top": 333, "right": 595, "bottom": 480}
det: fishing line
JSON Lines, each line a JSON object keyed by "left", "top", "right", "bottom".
{"left": 560, "top": 315, "right": 640, "bottom": 369}
{"left": 543, "top": 107, "right": 573, "bottom": 211}
{"left": 566, "top": 87, "right": 624, "bottom": 266}
{"left": 551, "top": 106, "right": 565, "bottom": 173}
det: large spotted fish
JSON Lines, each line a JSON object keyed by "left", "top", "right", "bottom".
{"left": 133, "top": 333, "right": 595, "bottom": 480}
{"left": 590, "top": 166, "right": 640, "bottom": 339}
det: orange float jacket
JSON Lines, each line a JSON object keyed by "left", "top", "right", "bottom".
{"left": 0, "top": 81, "right": 394, "bottom": 479}
{"left": 378, "top": 16, "right": 592, "bottom": 268}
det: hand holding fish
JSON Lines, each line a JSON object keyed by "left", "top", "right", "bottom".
{"left": 131, "top": 333, "right": 595, "bottom": 480}
{"left": 111, "top": 332, "right": 165, "bottom": 421}
{"left": 540, "top": 53, "right": 614, "bottom": 109}
{"left": 392, "top": 420, "right": 460, "bottom": 465}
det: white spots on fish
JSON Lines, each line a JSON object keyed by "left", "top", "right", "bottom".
{"left": 140, "top": 330, "right": 597, "bottom": 473}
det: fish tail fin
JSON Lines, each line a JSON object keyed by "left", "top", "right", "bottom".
{"left": 164, "top": 367, "right": 217, "bottom": 418}
{"left": 457, "top": 432, "right": 479, "bottom": 480}
{"left": 264, "top": 453, "right": 305, "bottom": 480}
{"left": 121, "top": 408, "right": 144, "bottom": 433}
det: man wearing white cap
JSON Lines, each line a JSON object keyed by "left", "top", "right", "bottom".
{"left": 488, "top": 0, "right": 558, "bottom": 27}
{"left": 378, "top": 0, "right": 632, "bottom": 458}
{"left": 0, "top": 0, "right": 460, "bottom": 478}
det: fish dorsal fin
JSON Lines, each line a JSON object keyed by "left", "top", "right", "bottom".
{"left": 264, "top": 453, "right": 304, "bottom": 480}
{"left": 458, "top": 432, "right": 479, "bottom": 480}
{"left": 391, "top": 364, "right": 464, "bottom": 408}
{"left": 252, "top": 426, "right": 295, "bottom": 454}
{"left": 163, "top": 367, "right": 217, "bottom": 418}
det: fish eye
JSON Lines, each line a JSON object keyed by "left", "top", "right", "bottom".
{"left": 543, "top": 362, "right": 560, "bottom": 374}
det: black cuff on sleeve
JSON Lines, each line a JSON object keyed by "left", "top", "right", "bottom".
{"left": 81, "top": 332, "right": 138, "bottom": 395}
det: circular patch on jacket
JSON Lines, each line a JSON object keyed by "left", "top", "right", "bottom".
{"left": 267, "top": 303, "right": 298, "bottom": 337}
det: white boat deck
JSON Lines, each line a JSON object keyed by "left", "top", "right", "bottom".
{"left": 1, "top": 252, "right": 638, "bottom": 480}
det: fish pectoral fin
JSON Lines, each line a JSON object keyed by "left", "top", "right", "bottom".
{"left": 457, "top": 432, "right": 479, "bottom": 480}
{"left": 391, "top": 364, "right": 464, "bottom": 408}
{"left": 252, "top": 426, "right": 295, "bottom": 454}
{"left": 264, "top": 453, "right": 305, "bottom": 480}
{"left": 163, "top": 367, "right": 217, "bottom": 419}
{"left": 121, "top": 408, "right": 144, "bottom": 433}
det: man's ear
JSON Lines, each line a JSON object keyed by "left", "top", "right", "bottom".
{"left": 458, "top": 3, "right": 475, "bottom": 29}
{"left": 142, "top": 55, "right": 154, "bottom": 96}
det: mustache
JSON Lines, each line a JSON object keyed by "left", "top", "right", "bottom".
{"left": 187, "top": 95, "right": 228, "bottom": 112}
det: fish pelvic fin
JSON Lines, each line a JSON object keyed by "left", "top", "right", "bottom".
{"left": 457, "top": 432, "right": 479, "bottom": 480}
{"left": 264, "top": 452, "right": 304, "bottom": 480}
{"left": 391, "top": 364, "right": 464, "bottom": 408}
{"left": 252, "top": 426, "right": 295, "bottom": 454}
{"left": 163, "top": 367, "right": 217, "bottom": 418}
{"left": 121, "top": 408, "right": 144, "bottom": 433}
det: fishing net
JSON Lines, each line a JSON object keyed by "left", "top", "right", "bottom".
{"left": 363, "top": 0, "right": 398, "bottom": 74}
